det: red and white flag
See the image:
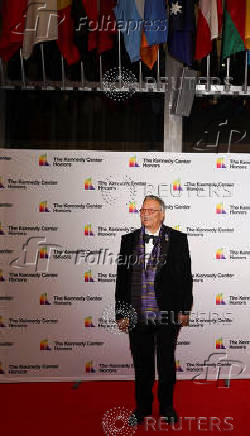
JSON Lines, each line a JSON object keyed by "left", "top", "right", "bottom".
{"left": 195, "top": 0, "right": 223, "bottom": 60}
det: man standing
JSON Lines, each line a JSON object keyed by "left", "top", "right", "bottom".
{"left": 115, "top": 195, "right": 193, "bottom": 425}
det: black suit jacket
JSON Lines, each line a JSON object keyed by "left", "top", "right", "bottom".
{"left": 115, "top": 225, "right": 193, "bottom": 319}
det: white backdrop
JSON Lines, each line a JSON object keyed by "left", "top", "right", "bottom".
{"left": 1, "top": 150, "right": 250, "bottom": 382}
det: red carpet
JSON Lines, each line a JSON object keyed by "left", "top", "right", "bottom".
{"left": 2, "top": 380, "right": 249, "bottom": 435}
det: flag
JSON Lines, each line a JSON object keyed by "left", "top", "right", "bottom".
{"left": 138, "top": 0, "right": 160, "bottom": 70}
{"left": 58, "top": 0, "right": 81, "bottom": 65}
{"left": 246, "top": 0, "right": 250, "bottom": 49}
{"left": 71, "top": 0, "right": 88, "bottom": 54}
{"left": 140, "top": 30, "right": 158, "bottom": 70}
{"left": 195, "top": 0, "right": 223, "bottom": 60}
{"left": 23, "top": 0, "right": 58, "bottom": 60}
{"left": 222, "top": 0, "right": 246, "bottom": 58}
{"left": 82, "top": 0, "right": 98, "bottom": 51}
{"left": 114, "top": 0, "right": 141, "bottom": 62}
{"left": 135, "top": 0, "right": 145, "bottom": 19}
{"left": 144, "top": 0, "right": 168, "bottom": 46}
{"left": 168, "top": 0, "right": 195, "bottom": 66}
{"left": 98, "top": 0, "right": 117, "bottom": 54}
{"left": 217, "top": 0, "right": 223, "bottom": 34}
{"left": 0, "top": 0, "right": 28, "bottom": 61}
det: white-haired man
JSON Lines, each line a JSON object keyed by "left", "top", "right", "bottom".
{"left": 115, "top": 195, "right": 193, "bottom": 425}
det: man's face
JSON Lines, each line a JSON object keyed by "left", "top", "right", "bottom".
{"left": 140, "top": 199, "right": 164, "bottom": 231}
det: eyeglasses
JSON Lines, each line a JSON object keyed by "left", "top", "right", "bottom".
{"left": 140, "top": 208, "right": 161, "bottom": 215}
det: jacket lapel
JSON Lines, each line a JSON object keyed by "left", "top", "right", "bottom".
{"left": 130, "top": 226, "right": 171, "bottom": 272}
{"left": 156, "top": 225, "right": 171, "bottom": 274}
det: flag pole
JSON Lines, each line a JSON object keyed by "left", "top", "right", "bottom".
{"left": 206, "top": 54, "right": 211, "bottom": 92}
{"left": 225, "top": 57, "right": 230, "bottom": 92}
{"left": 99, "top": 55, "right": 103, "bottom": 90}
{"left": 139, "top": 61, "right": 142, "bottom": 91}
{"left": 61, "top": 55, "right": 65, "bottom": 90}
{"left": 97, "top": 0, "right": 103, "bottom": 90}
{"left": 157, "top": 47, "right": 160, "bottom": 91}
{"left": 40, "top": 44, "right": 47, "bottom": 89}
{"left": 81, "top": 61, "right": 85, "bottom": 89}
{"left": 19, "top": 49, "right": 26, "bottom": 88}
{"left": 0, "top": 58, "right": 5, "bottom": 87}
{"left": 118, "top": 29, "right": 122, "bottom": 89}
{"left": 243, "top": 50, "right": 248, "bottom": 94}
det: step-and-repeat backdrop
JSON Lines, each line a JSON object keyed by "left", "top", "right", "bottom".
{"left": 0, "top": 150, "right": 250, "bottom": 382}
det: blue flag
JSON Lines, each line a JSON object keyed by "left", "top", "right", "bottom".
{"left": 144, "top": 0, "right": 168, "bottom": 46}
{"left": 115, "top": 0, "right": 143, "bottom": 63}
{"left": 168, "top": 0, "right": 194, "bottom": 66}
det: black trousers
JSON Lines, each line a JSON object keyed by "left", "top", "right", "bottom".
{"left": 129, "top": 323, "right": 180, "bottom": 415}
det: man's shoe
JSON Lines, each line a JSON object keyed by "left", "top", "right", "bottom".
{"left": 128, "top": 410, "right": 151, "bottom": 426}
{"left": 160, "top": 406, "right": 178, "bottom": 424}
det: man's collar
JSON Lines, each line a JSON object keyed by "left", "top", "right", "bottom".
{"left": 144, "top": 225, "right": 161, "bottom": 236}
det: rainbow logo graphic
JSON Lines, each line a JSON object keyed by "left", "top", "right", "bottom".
{"left": 0, "top": 177, "right": 4, "bottom": 189}
{"left": 129, "top": 202, "right": 139, "bottom": 214}
{"left": 216, "top": 338, "right": 226, "bottom": 350}
{"left": 85, "top": 361, "right": 96, "bottom": 373}
{"left": 39, "top": 153, "right": 49, "bottom": 167}
{"left": 175, "top": 360, "right": 184, "bottom": 372}
{"left": 0, "top": 316, "right": 5, "bottom": 327}
{"left": 0, "top": 222, "right": 4, "bottom": 235}
{"left": 84, "top": 224, "right": 94, "bottom": 236}
{"left": 40, "top": 339, "right": 51, "bottom": 350}
{"left": 84, "top": 178, "right": 95, "bottom": 190}
{"left": 84, "top": 270, "right": 94, "bottom": 283}
{"left": 39, "top": 247, "right": 49, "bottom": 259}
{"left": 216, "top": 293, "right": 226, "bottom": 305}
{"left": 0, "top": 270, "right": 5, "bottom": 282}
{"left": 172, "top": 179, "right": 182, "bottom": 192}
{"left": 129, "top": 156, "right": 139, "bottom": 168}
{"left": 216, "top": 158, "right": 226, "bottom": 169}
{"left": 173, "top": 225, "right": 181, "bottom": 231}
{"left": 216, "top": 202, "right": 226, "bottom": 215}
{"left": 40, "top": 293, "right": 51, "bottom": 305}
{"left": 216, "top": 249, "right": 226, "bottom": 260}
{"left": 84, "top": 317, "right": 95, "bottom": 328}
{"left": 39, "top": 201, "right": 49, "bottom": 212}
{"left": 0, "top": 362, "right": 4, "bottom": 374}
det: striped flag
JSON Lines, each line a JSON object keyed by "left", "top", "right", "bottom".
{"left": 195, "top": 0, "right": 223, "bottom": 60}
{"left": 222, "top": 0, "right": 246, "bottom": 58}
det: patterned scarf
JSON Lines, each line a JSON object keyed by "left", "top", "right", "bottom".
{"left": 130, "top": 225, "right": 164, "bottom": 323}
